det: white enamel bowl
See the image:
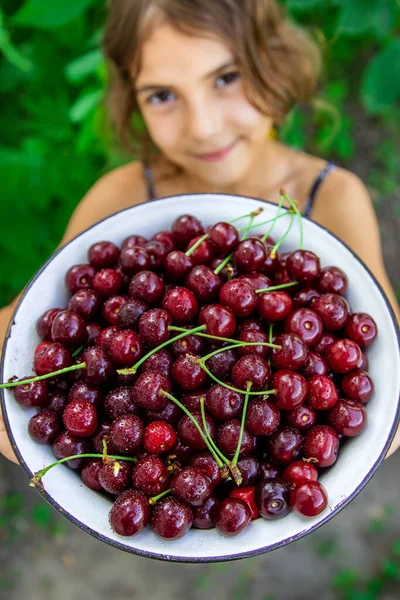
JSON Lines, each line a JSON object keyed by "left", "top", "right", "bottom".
{"left": 1, "top": 194, "right": 399, "bottom": 562}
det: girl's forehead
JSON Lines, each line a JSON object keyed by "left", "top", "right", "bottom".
{"left": 133, "top": 22, "right": 234, "bottom": 83}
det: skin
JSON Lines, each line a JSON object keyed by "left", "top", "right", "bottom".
{"left": 1, "top": 22, "right": 399, "bottom": 464}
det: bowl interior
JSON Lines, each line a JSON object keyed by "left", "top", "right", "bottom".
{"left": 2, "top": 193, "right": 399, "bottom": 562}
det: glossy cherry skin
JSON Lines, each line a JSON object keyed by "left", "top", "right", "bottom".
{"left": 258, "top": 291, "right": 293, "bottom": 322}
{"left": 143, "top": 420, "right": 177, "bottom": 454}
{"left": 255, "top": 478, "right": 291, "bottom": 519}
{"left": 344, "top": 313, "right": 378, "bottom": 348}
{"left": 316, "top": 266, "right": 348, "bottom": 295}
{"left": 303, "top": 425, "right": 340, "bottom": 467}
{"left": 307, "top": 374, "right": 338, "bottom": 410}
{"left": 132, "top": 456, "right": 170, "bottom": 496}
{"left": 208, "top": 222, "right": 239, "bottom": 254}
{"left": 205, "top": 384, "right": 244, "bottom": 420}
{"left": 198, "top": 304, "right": 236, "bottom": 339}
{"left": 286, "top": 405, "right": 317, "bottom": 431}
{"left": 326, "top": 339, "right": 362, "bottom": 374}
{"left": 162, "top": 287, "right": 199, "bottom": 324}
{"left": 311, "top": 293, "right": 350, "bottom": 331}
{"left": 327, "top": 398, "right": 367, "bottom": 437}
{"left": 109, "top": 489, "right": 151, "bottom": 536}
{"left": 284, "top": 308, "right": 323, "bottom": 347}
{"left": 234, "top": 238, "right": 266, "bottom": 273}
{"left": 28, "top": 410, "right": 61, "bottom": 444}
{"left": 271, "top": 370, "right": 308, "bottom": 410}
{"left": 171, "top": 213, "right": 203, "bottom": 249}
{"left": 151, "top": 497, "right": 194, "bottom": 539}
{"left": 290, "top": 481, "right": 328, "bottom": 517}
{"left": 171, "top": 466, "right": 213, "bottom": 507}
{"left": 228, "top": 486, "right": 259, "bottom": 520}
{"left": 215, "top": 498, "right": 252, "bottom": 536}
{"left": 219, "top": 279, "right": 257, "bottom": 317}
{"left": 186, "top": 265, "right": 222, "bottom": 302}
{"left": 282, "top": 460, "right": 318, "bottom": 487}
{"left": 139, "top": 308, "right": 172, "bottom": 348}
{"left": 266, "top": 426, "right": 303, "bottom": 465}
{"left": 270, "top": 333, "right": 309, "bottom": 371}
{"left": 237, "top": 329, "right": 270, "bottom": 358}
{"left": 301, "top": 352, "right": 328, "bottom": 377}
{"left": 341, "top": 370, "right": 374, "bottom": 404}
{"left": 245, "top": 398, "right": 281, "bottom": 436}
{"left": 51, "top": 310, "right": 87, "bottom": 347}
{"left": 286, "top": 250, "right": 320, "bottom": 282}
{"left": 231, "top": 355, "right": 271, "bottom": 391}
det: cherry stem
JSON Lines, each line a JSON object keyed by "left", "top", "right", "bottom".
{"left": 270, "top": 210, "right": 295, "bottom": 258}
{"left": 185, "top": 233, "right": 208, "bottom": 257}
{"left": 236, "top": 212, "right": 287, "bottom": 233}
{"left": 0, "top": 362, "right": 86, "bottom": 389}
{"left": 280, "top": 189, "right": 303, "bottom": 250}
{"left": 229, "top": 207, "right": 263, "bottom": 223}
{"left": 213, "top": 252, "right": 234, "bottom": 276}
{"left": 117, "top": 324, "right": 207, "bottom": 375}
{"left": 202, "top": 342, "right": 280, "bottom": 363}
{"left": 29, "top": 453, "right": 137, "bottom": 488}
{"left": 255, "top": 281, "right": 298, "bottom": 294}
{"left": 185, "top": 209, "right": 266, "bottom": 258}
{"left": 168, "top": 325, "right": 281, "bottom": 349}
{"left": 269, "top": 323, "right": 274, "bottom": 344}
{"left": 261, "top": 193, "right": 285, "bottom": 242}
{"left": 230, "top": 381, "right": 252, "bottom": 481}
{"left": 149, "top": 488, "right": 172, "bottom": 505}
{"left": 161, "top": 389, "right": 226, "bottom": 470}
{"left": 199, "top": 349, "right": 277, "bottom": 396}
{"left": 199, "top": 396, "right": 231, "bottom": 471}
{"left": 72, "top": 346, "right": 84, "bottom": 358}
{"left": 240, "top": 214, "right": 255, "bottom": 241}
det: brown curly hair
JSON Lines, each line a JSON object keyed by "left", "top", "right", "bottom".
{"left": 103, "top": 0, "right": 320, "bottom": 159}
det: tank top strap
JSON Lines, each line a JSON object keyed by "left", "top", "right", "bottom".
{"left": 303, "top": 162, "right": 336, "bottom": 218}
{"left": 142, "top": 159, "right": 157, "bottom": 202}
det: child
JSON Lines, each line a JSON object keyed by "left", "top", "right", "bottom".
{"left": 1, "top": 0, "right": 399, "bottom": 463}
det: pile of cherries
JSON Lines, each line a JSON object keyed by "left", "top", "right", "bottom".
{"left": 6, "top": 209, "right": 377, "bottom": 540}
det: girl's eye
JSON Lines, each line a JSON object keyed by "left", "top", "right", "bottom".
{"left": 216, "top": 71, "right": 241, "bottom": 88}
{"left": 146, "top": 90, "right": 175, "bottom": 105}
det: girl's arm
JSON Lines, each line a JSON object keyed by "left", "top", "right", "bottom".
{"left": 313, "top": 168, "right": 400, "bottom": 457}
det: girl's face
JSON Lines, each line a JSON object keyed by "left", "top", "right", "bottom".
{"left": 133, "top": 22, "right": 273, "bottom": 187}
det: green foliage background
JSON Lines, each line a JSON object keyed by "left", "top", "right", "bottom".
{"left": 1, "top": 0, "right": 400, "bottom": 307}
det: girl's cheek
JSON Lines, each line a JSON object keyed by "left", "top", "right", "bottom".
{"left": 144, "top": 112, "right": 182, "bottom": 151}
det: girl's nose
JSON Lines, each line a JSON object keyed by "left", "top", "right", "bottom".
{"left": 186, "top": 97, "right": 223, "bottom": 143}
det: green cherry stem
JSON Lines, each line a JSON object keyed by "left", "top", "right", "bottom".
{"left": 29, "top": 453, "right": 137, "bottom": 489}
{"left": 200, "top": 358, "right": 276, "bottom": 397}
{"left": 261, "top": 193, "right": 285, "bottom": 242}
{"left": 236, "top": 211, "right": 288, "bottom": 233}
{"left": 72, "top": 346, "right": 84, "bottom": 358}
{"left": 186, "top": 209, "right": 265, "bottom": 257}
{"left": 270, "top": 210, "right": 295, "bottom": 258}
{"left": 161, "top": 389, "right": 228, "bottom": 473}
{"left": 117, "top": 324, "right": 207, "bottom": 375}
{"left": 213, "top": 252, "right": 234, "bottom": 276}
{"left": 240, "top": 214, "right": 255, "bottom": 241}
{"left": 229, "top": 207, "right": 264, "bottom": 224}
{"left": 199, "top": 396, "right": 231, "bottom": 472}
{"left": 185, "top": 233, "right": 209, "bottom": 256}
{"left": 202, "top": 342, "right": 279, "bottom": 364}
{"left": 280, "top": 189, "right": 303, "bottom": 250}
{"left": 255, "top": 281, "right": 298, "bottom": 294}
{"left": 230, "top": 381, "right": 252, "bottom": 484}
{"left": 149, "top": 488, "right": 172, "bottom": 505}
{"left": 0, "top": 362, "right": 86, "bottom": 389}
{"left": 168, "top": 325, "right": 281, "bottom": 349}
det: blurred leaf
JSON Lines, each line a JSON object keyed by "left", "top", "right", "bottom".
{"left": 0, "top": 8, "right": 32, "bottom": 71}
{"left": 286, "top": 0, "right": 325, "bottom": 9}
{"left": 69, "top": 88, "right": 103, "bottom": 123}
{"left": 336, "top": 0, "right": 391, "bottom": 37}
{"left": 13, "top": 0, "right": 94, "bottom": 29}
{"left": 65, "top": 49, "right": 103, "bottom": 84}
{"left": 361, "top": 40, "right": 400, "bottom": 114}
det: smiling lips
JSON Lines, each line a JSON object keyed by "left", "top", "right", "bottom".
{"left": 194, "top": 140, "right": 238, "bottom": 162}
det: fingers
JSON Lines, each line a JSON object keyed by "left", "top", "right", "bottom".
{"left": 0, "top": 404, "right": 19, "bottom": 464}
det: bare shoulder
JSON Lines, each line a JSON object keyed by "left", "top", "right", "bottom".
{"left": 309, "top": 165, "right": 373, "bottom": 232}
{"left": 60, "top": 161, "right": 147, "bottom": 246}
